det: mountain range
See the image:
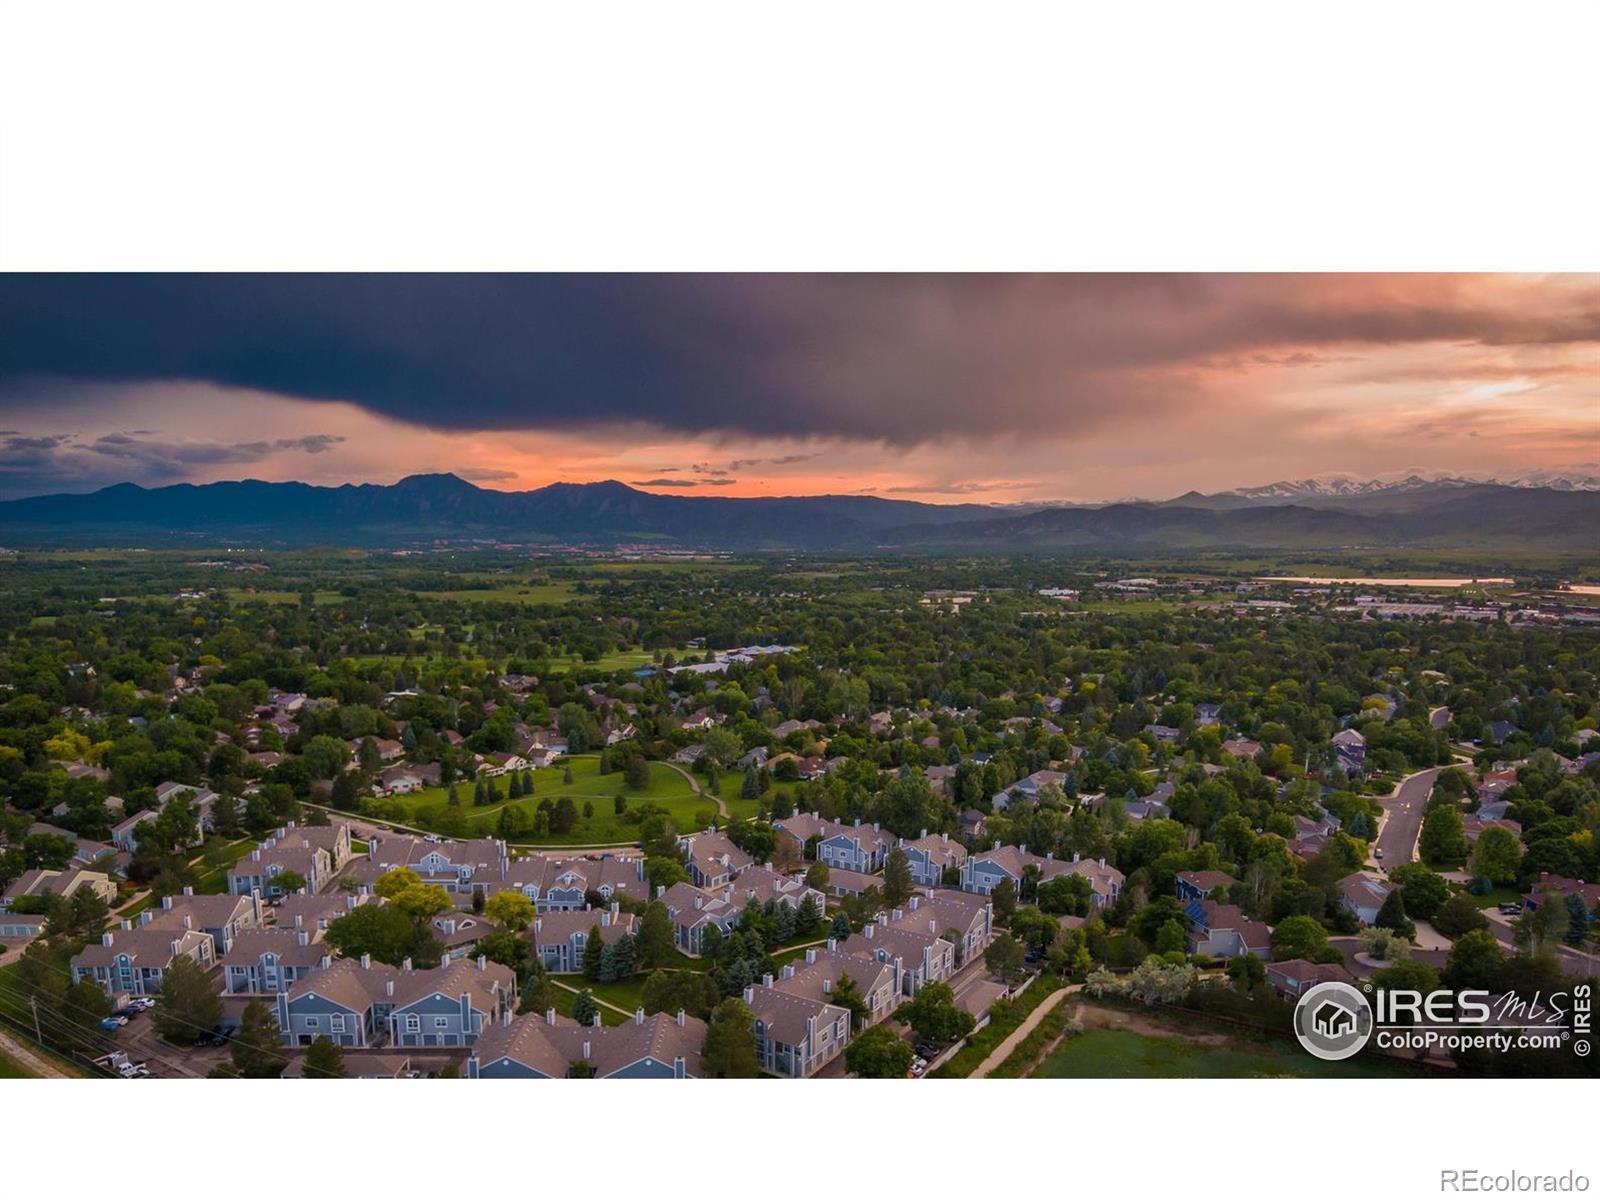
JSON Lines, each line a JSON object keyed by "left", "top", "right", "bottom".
{"left": 0, "top": 473, "right": 1595, "bottom": 552}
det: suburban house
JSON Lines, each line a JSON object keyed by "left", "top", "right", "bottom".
{"left": 774, "top": 813, "right": 896, "bottom": 873}
{"left": 529, "top": 904, "right": 638, "bottom": 972}
{"left": 960, "top": 844, "right": 1124, "bottom": 909}
{"left": 841, "top": 909, "right": 956, "bottom": 996}
{"left": 773, "top": 943, "right": 899, "bottom": 1027}
{"left": 744, "top": 979, "right": 851, "bottom": 1077}
{"left": 901, "top": 888, "right": 993, "bottom": 966}
{"left": 141, "top": 888, "right": 264, "bottom": 954}
{"left": 0, "top": 866, "right": 117, "bottom": 912}
{"left": 355, "top": 834, "right": 508, "bottom": 896}
{"left": 387, "top": 955, "right": 515, "bottom": 1047}
{"left": 678, "top": 829, "right": 754, "bottom": 887}
{"left": 71, "top": 919, "right": 217, "bottom": 997}
{"left": 1521, "top": 873, "right": 1600, "bottom": 918}
{"left": 0, "top": 911, "right": 47, "bottom": 940}
{"left": 276, "top": 956, "right": 396, "bottom": 1047}
{"left": 502, "top": 854, "right": 649, "bottom": 911}
{"left": 1222, "top": 737, "right": 1262, "bottom": 758}
{"left": 1182, "top": 899, "right": 1271, "bottom": 959}
{"left": 817, "top": 868, "right": 881, "bottom": 898}
{"left": 1175, "top": 870, "right": 1237, "bottom": 904}
{"left": 1332, "top": 728, "right": 1367, "bottom": 773}
{"left": 1265, "top": 959, "right": 1356, "bottom": 999}
{"left": 900, "top": 831, "right": 967, "bottom": 887}
{"left": 468, "top": 1007, "right": 705, "bottom": 1078}
{"left": 657, "top": 881, "right": 742, "bottom": 954}
{"left": 221, "top": 927, "right": 332, "bottom": 994}
{"left": 379, "top": 762, "right": 442, "bottom": 794}
{"left": 1336, "top": 871, "right": 1394, "bottom": 925}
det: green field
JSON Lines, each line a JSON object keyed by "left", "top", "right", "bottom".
{"left": 0, "top": 1047, "right": 38, "bottom": 1078}
{"left": 551, "top": 648, "right": 658, "bottom": 674}
{"left": 415, "top": 583, "right": 578, "bottom": 604}
{"left": 395, "top": 754, "right": 759, "bottom": 843}
{"left": 1030, "top": 1026, "right": 1420, "bottom": 1079}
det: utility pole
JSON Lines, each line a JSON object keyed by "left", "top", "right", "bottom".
{"left": 29, "top": 996, "right": 42, "bottom": 1043}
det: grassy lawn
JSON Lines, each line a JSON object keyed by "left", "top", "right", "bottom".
{"left": 555, "top": 974, "right": 649, "bottom": 1013}
{"left": 1031, "top": 1026, "right": 1419, "bottom": 1079}
{"left": 550, "top": 980, "right": 629, "bottom": 1026}
{"left": 396, "top": 755, "right": 727, "bottom": 844}
{"left": 1462, "top": 885, "right": 1523, "bottom": 909}
{"left": 225, "top": 589, "right": 345, "bottom": 605}
{"left": 551, "top": 648, "right": 658, "bottom": 674}
{"left": 192, "top": 837, "right": 261, "bottom": 893}
{"left": 0, "top": 1047, "right": 37, "bottom": 1078}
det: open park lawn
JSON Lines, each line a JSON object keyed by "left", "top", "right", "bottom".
{"left": 392, "top": 754, "right": 761, "bottom": 844}
{"left": 1031, "top": 1018, "right": 1422, "bottom": 1079}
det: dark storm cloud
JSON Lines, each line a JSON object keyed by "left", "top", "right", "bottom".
{"left": 0, "top": 429, "right": 348, "bottom": 493}
{"left": 1, "top": 275, "right": 1596, "bottom": 446}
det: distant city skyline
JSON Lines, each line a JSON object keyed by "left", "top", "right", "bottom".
{"left": 0, "top": 274, "right": 1595, "bottom": 502}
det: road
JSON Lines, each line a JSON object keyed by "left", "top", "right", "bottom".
{"left": 1373, "top": 766, "right": 1445, "bottom": 867}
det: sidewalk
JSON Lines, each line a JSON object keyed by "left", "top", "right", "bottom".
{"left": 969, "top": 984, "right": 1079, "bottom": 1078}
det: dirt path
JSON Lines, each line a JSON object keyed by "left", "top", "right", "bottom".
{"left": 662, "top": 761, "right": 727, "bottom": 819}
{"left": 970, "top": 984, "right": 1079, "bottom": 1078}
{"left": 0, "top": 1027, "right": 75, "bottom": 1078}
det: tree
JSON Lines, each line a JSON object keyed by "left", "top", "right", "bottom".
{"left": 805, "top": 861, "right": 830, "bottom": 891}
{"left": 1432, "top": 893, "right": 1491, "bottom": 938}
{"left": 571, "top": 988, "right": 600, "bottom": 1027}
{"left": 637, "top": 901, "right": 675, "bottom": 969}
{"left": 900, "top": 981, "right": 975, "bottom": 1043}
{"left": 702, "top": 997, "right": 761, "bottom": 1077}
{"left": 1389, "top": 863, "right": 1449, "bottom": 921}
{"left": 478, "top": 929, "right": 531, "bottom": 984}
{"left": 829, "top": 912, "right": 852, "bottom": 941}
{"left": 303, "top": 1035, "right": 348, "bottom": 1078}
{"left": 984, "top": 933, "right": 1027, "bottom": 984}
{"left": 153, "top": 955, "right": 223, "bottom": 1043}
{"left": 1374, "top": 888, "right": 1416, "bottom": 939}
{"left": 882, "top": 847, "right": 913, "bottom": 907}
{"left": 582, "top": 924, "right": 606, "bottom": 980}
{"left": 831, "top": 972, "right": 871, "bottom": 1032}
{"left": 1369, "top": 959, "right": 1440, "bottom": 1022}
{"left": 1270, "top": 915, "right": 1335, "bottom": 963}
{"left": 1442, "top": 928, "right": 1506, "bottom": 992}
{"left": 229, "top": 1000, "right": 286, "bottom": 1077}
{"left": 845, "top": 1024, "right": 914, "bottom": 1078}
{"left": 624, "top": 756, "right": 650, "bottom": 790}
{"left": 991, "top": 877, "right": 1017, "bottom": 925}
{"left": 1227, "top": 952, "right": 1266, "bottom": 991}
{"left": 269, "top": 869, "right": 307, "bottom": 896}
{"left": 1419, "top": 805, "right": 1468, "bottom": 867}
{"left": 641, "top": 969, "right": 721, "bottom": 1020}
{"left": 325, "top": 904, "right": 434, "bottom": 967}
{"left": 484, "top": 890, "right": 535, "bottom": 930}
{"left": 1469, "top": 825, "right": 1523, "bottom": 886}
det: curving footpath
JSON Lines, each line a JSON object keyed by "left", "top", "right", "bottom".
{"left": 969, "top": 983, "right": 1081, "bottom": 1079}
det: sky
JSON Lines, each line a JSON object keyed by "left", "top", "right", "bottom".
{"left": 0, "top": 274, "right": 1595, "bottom": 503}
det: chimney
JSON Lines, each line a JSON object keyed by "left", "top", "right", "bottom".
{"left": 1019, "top": 844, "right": 1027, "bottom": 856}
{"left": 319, "top": 954, "right": 331, "bottom": 970}
{"left": 929, "top": 919, "right": 936, "bottom": 934}
{"left": 920, "top": 828, "right": 927, "bottom": 840}
{"left": 402, "top": 957, "right": 413, "bottom": 972}
{"left": 826, "top": 937, "right": 836, "bottom": 951}
{"left": 502, "top": 1007, "right": 513, "bottom": 1027}
{"left": 137, "top": 911, "right": 152, "bottom": 927}
{"left": 161, "top": 895, "right": 173, "bottom": 911}
{"left": 439, "top": 953, "right": 451, "bottom": 969}
{"left": 892, "top": 908, "right": 903, "bottom": 921}
{"left": 1046, "top": 851, "right": 1054, "bottom": 861}
{"left": 590, "top": 1013, "right": 601, "bottom": 1029}
{"left": 386, "top": 978, "right": 395, "bottom": 997}
{"left": 294, "top": 914, "right": 304, "bottom": 929}
{"left": 182, "top": 885, "right": 194, "bottom": 897}
{"left": 297, "top": 930, "right": 310, "bottom": 947}
{"left": 582, "top": 1039, "right": 592, "bottom": 1059}
{"left": 805, "top": 948, "right": 817, "bottom": 964}
{"left": 762, "top": 973, "right": 773, "bottom": 987}
{"left": 864, "top": 924, "right": 874, "bottom": 940}
{"left": 676, "top": 1009, "right": 685, "bottom": 1027}
{"left": 477, "top": 954, "right": 487, "bottom": 971}
{"left": 182, "top": 915, "right": 193, "bottom": 930}
{"left": 655, "top": 884, "right": 665, "bottom": 899}
{"left": 635, "top": 1007, "right": 645, "bottom": 1025}
{"left": 360, "top": 953, "right": 371, "bottom": 969}
{"left": 822, "top": 977, "right": 831, "bottom": 993}
{"left": 992, "top": 840, "right": 1001, "bottom": 851}
{"left": 1073, "top": 852, "right": 1080, "bottom": 863}
{"left": 1099, "top": 857, "right": 1107, "bottom": 867}
{"left": 101, "top": 931, "right": 114, "bottom": 947}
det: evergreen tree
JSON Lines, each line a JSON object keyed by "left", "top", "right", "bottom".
{"left": 304, "top": 1035, "right": 347, "bottom": 1078}
{"left": 883, "top": 847, "right": 913, "bottom": 906}
{"left": 230, "top": 1000, "right": 287, "bottom": 1078}
{"left": 571, "top": 988, "right": 600, "bottom": 1027}
{"left": 703, "top": 998, "right": 761, "bottom": 1078}
{"left": 582, "top": 924, "right": 605, "bottom": 980}
{"left": 637, "top": 902, "right": 675, "bottom": 968}
{"left": 509, "top": 771, "right": 523, "bottom": 799}
{"left": 830, "top": 912, "right": 852, "bottom": 940}
{"left": 153, "top": 955, "right": 223, "bottom": 1044}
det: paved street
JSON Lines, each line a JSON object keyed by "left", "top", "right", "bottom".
{"left": 1373, "top": 766, "right": 1445, "bottom": 867}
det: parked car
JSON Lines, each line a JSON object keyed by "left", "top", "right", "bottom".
{"left": 115, "top": 1060, "right": 151, "bottom": 1078}
{"left": 100, "top": 1015, "right": 128, "bottom": 1029}
{"left": 193, "top": 1031, "right": 227, "bottom": 1047}
{"left": 1497, "top": 902, "right": 1523, "bottom": 915}
{"left": 127, "top": 996, "right": 156, "bottom": 1012}
{"left": 1374, "top": 849, "right": 1385, "bottom": 860}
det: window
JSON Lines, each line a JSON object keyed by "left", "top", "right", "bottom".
{"left": 405, "top": 1015, "right": 420, "bottom": 1032}
{"left": 305, "top": 1016, "right": 319, "bottom": 1029}
{"left": 433, "top": 1016, "right": 450, "bottom": 1029}
{"left": 330, "top": 1014, "right": 345, "bottom": 1033}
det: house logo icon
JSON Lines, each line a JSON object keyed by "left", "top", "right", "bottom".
{"left": 1294, "top": 982, "right": 1373, "bottom": 1061}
